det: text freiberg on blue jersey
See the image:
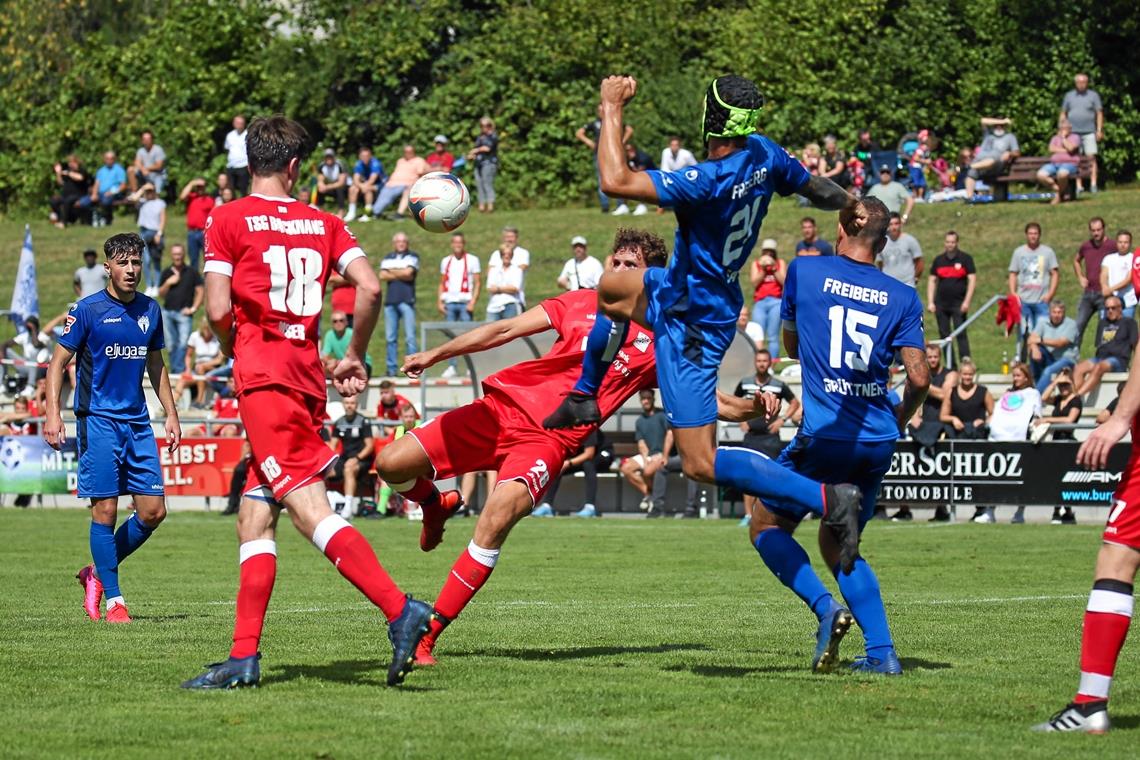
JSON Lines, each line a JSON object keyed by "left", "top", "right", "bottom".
{"left": 646, "top": 134, "right": 810, "bottom": 325}
{"left": 57, "top": 290, "right": 164, "bottom": 421}
{"left": 781, "top": 256, "right": 925, "bottom": 442}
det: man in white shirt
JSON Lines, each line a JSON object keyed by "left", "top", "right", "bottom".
{"left": 4, "top": 316, "right": 52, "bottom": 394}
{"left": 438, "top": 233, "right": 482, "bottom": 377}
{"left": 660, "top": 137, "right": 697, "bottom": 173}
{"left": 223, "top": 115, "right": 249, "bottom": 196}
{"left": 557, "top": 236, "right": 603, "bottom": 290}
{"left": 486, "top": 246, "right": 525, "bottom": 320}
{"left": 1100, "top": 231, "right": 1137, "bottom": 318}
{"left": 487, "top": 226, "right": 529, "bottom": 304}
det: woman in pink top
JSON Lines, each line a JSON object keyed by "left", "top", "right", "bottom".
{"left": 748, "top": 238, "right": 787, "bottom": 358}
{"left": 370, "top": 144, "right": 430, "bottom": 219}
{"left": 1037, "top": 119, "right": 1081, "bottom": 205}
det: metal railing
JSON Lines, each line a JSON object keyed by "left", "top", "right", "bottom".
{"left": 930, "top": 293, "right": 1003, "bottom": 368}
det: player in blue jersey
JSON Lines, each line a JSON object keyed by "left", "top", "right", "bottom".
{"left": 44, "top": 232, "right": 182, "bottom": 623}
{"left": 745, "top": 197, "right": 929, "bottom": 674}
{"left": 544, "top": 74, "right": 866, "bottom": 570}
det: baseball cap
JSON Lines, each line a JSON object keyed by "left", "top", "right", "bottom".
{"left": 879, "top": 164, "right": 892, "bottom": 172}
{"left": 323, "top": 148, "right": 336, "bottom": 157}
{"left": 760, "top": 238, "right": 778, "bottom": 252}
{"left": 571, "top": 235, "right": 587, "bottom": 246}
{"left": 434, "top": 134, "right": 448, "bottom": 144}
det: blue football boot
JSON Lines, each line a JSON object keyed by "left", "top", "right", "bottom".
{"left": 387, "top": 596, "right": 434, "bottom": 686}
{"left": 812, "top": 607, "right": 854, "bottom": 673}
{"left": 851, "top": 650, "right": 903, "bottom": 675}
{"left": 181, "top": 653, "right": 261, "bottom": 689}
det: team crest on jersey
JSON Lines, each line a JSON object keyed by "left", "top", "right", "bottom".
{"left": 137, "top": 315, "right": 150, "bottom": 334}
{"left": 685, "top": 169, "right": 699, "bottom": 181}
{"left": 63, "top": 315, "right": 76, "bottom": 335}
{"left": 632, "top": 332, "right": 652, "bottom": 353}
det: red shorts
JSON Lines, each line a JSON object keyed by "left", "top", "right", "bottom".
{"left": 240, "top": 387, "right": 337, "bottom": 501}
{"left": 1105, "top": 447, "right": 1140, "bottom": 549}
{"left": 409, "top": 394, "right": 576, "bottom": 506}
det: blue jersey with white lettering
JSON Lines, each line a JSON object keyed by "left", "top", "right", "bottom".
{"left": 781, "top": 255, "right": 924, "bottom": 442}
{"left": 647, "top": 134, "right": 810, "bottom": 325}
{"left": 57, "top": 290, "right": 164, "bottom": 421}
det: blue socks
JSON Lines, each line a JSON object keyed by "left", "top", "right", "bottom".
{"left": 753, "top": 529, "right": 837, "bottom": 621}
{"left": 114, "top": 513, "right": 154, "bottom": 564}
{"left": 572, "top": 316, "right": 629, "bottom": 396}
{"left": 835, "top": 558, "right": 894, "bottom": 658}
{"left": 90, "top": 521, "right": 121, "bottom": 599}
{"left": 714, "top": 447, "right": 825, "bottom": 518}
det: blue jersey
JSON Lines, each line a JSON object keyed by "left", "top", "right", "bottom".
{"left": 647, "top": 134, "right": 810, "bottom": 325}
{"left": 57, "top": 290, "right": 164, "bottom": 421}
{"left": 353, "top": 157, "right": 384, "bottom": 181}
{"left": 781, "top": 255, "right": 924, "bottom": 442}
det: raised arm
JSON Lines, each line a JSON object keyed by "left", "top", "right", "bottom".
{"left": 798, "top": 175, "right": 857, "bottom": 212}
{"left": 402, "top": 304, "right": 552, "bottom": 378}
{"left": 596, "top": 77, "right": 659, "bottom": 203}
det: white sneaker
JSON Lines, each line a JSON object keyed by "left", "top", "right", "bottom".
{"left": 144, "top": 286, "right": 159, "bottom": 298}
{"left": 441, "top": 365, "right": 458, "bottom": 379}
{"left": 344, "top": 209, "right": 357, "bottom": 222}
{"left": 632, "top": 203, "right": 648, "bottom": 216}
{"left": 406, "top": 505, "right": 423, "bottom": 522}
{"left": 357, "top": 215, "right": 372, "bottom": 223}
{"left": 611, "top": 204, "right": 630, "bottom": 216}
{"left": 972, "top": 508, "right": 996, "bottom": 524}
{"left": 638, "top": 496, "right": 652, "bottom": 511}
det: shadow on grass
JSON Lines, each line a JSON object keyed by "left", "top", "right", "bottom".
{"left": 1109, "top": 714, "right": 1140, "bottom": 729}
{"left": 264, "top": 659, "right": 440, "bottom": 690}
{"left": 447, "top": 643, "right": 711, "bottom": 661}
{"left": 898, "top": 657, "right": 952, "bottom": 672}
{"left": 664, "top": 663, "right": 803, "bottom": 678}
{"left": 131, "top": 614, "right": 191, "bottom": 623}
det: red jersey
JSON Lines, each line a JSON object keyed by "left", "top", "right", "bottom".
{"left": 377, "top": 393, "right": 419, "bottom": 422}
{"left": 203, "top": 193, "right": 364, "bottom": 401}
{"left": 482, "top": 289, "right": 658, "bottom": 438}
{"left": 213, "top": 395, "right": 240, "bottom": 419}
{"left": 186, "top": 191, "right": 216, "bottom": 230}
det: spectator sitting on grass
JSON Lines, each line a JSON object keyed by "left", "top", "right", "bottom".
{"left": 1037, "top": 118, "right": 1081, "bottom": 204}
{"left": 1027, "top": 300, "right": 1079, "bottom": 394}
{"left": 314, "top": 148, "right": 348, "bottom": 216}
{"left": 371, "top": 144, "right": 429, "bottom": 220}
{"left": 940, "top": 357, "right": 993, "bottom": 440}
{"left": 866, "top": 164, "right": 915, "bottom": 221}
{"left": 820, "top": 135, "right": 849, "bottom": 188}
{"left": 964, "top": 117, "right": 1020, "bottom": 200}
{"left": 49, "top": 154, "right": 90, "bottom": 229}
{"left": 345, "top": 147, "right": 384, "bottom": 222}
{"left": 1073, "top": 295, "right": 1137, "bottom": 399}
{"left": 1100, "top": 230, "right": 1136, "bottom": 318}
{"left": 81, "top": 151, "right": 126, "bottom": 227}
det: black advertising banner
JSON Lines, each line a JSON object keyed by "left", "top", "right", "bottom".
{"left": 878, "top": 440, "right": 1132, "bottom": 506}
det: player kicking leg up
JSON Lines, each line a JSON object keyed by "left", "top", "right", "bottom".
{"left": 542, "top": 74, "right": 866, "bottom": 570}
{"left": 1034, "top": 358, "right": 1140, "bottom": 733}
{"left": 43, "top": 233, "right": 182, "bottom": 623}
{"left": 181, "top": 115, "right": 431, "bottom": 689}
{"left": 735, "top": 199, "right": 929, "bottom": 674}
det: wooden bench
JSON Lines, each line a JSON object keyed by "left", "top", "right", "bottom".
{"left": 992, "top": 156, "right": 1091, "bottom": 201}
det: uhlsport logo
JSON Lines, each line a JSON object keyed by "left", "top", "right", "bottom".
{"left": 137, "top": 315, "right": 150, "bottom": 334}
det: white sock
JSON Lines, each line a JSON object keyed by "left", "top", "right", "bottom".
{"left": 348, "top": 203, "right": 356, "bottom": 215}
{"left": 345, "top": 496, "right": 357, "bottom": 516}
{"left": 467, "top": 540, "right": 500, "bottom": 568}
{"left": 106, "top": 595, "right": 125, "bottom": 609}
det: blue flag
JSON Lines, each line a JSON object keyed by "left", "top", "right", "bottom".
{"left": 10, "top": 225, "right": 39, "bottom": 333}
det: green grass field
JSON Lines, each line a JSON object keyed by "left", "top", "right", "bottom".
{"left": 2, "top": 509, "right": 1138, "bottom": 758}
{"left": 6, "top": 184, "right": 1140, "bottom": 372}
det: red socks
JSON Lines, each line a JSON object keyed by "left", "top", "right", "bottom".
{"left": 1075, "top": 579, "right": 1133, "bottom": 704}
{"left": 230, "top": 541, "right": 277, "bottom": 660}
{"left": 315, "top": 515, "right": 406, "bottom": 622}
{"left": 393, "top": 477, "right": 440, "bottom": 505}
{"left": 429, "top": 541, "right": 500, "bottom": 643}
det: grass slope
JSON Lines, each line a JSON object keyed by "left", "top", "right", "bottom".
{"left": 1, "top": 509, "right": 1137, "bottom": 758}
{"left": 5, "top": 186, "right": 1139, "bottom": 372}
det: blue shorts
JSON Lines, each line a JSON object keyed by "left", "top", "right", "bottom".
{"left": 76, "top": 415, "right": 164, "bottom": 499}
{"left": 643, "top": 267, "right": 736, "bottom": 428}
{"left": 1101, "top": 356, "right": 1126, "bottom": 372}
{"left": 908, "top": 167, "right": 926, "bottom": 188}
{"left": 768, "top": 434, "right": 896, "bottom": 529}
{"left": 1040, "top": 162, "right": 1078, "bottom": 178}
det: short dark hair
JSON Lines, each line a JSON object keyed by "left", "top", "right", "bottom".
{"left": 1090, "top": 216, "right": 1105, "bottom": 228}
{"left": 104, "top": 232, "right": 145, "bottom": 261}
{"left": 946, "top": 230, "right": 959, "bottom": 240}
{"left": 1119, "top": 230, "right": 1133, "bottom": 240}
{"left": 451, "top": 232, "right": 465, "bottom": 241}
{"left": 638, "top": 389, "right": 656, "bottom": 400}
{"left": 754, "top": 348, "right": 771, "bottom": 358}
{"left": 140, "top": 129, "right": 154, "bottom": 139}
{"left": 888, "top": 212, "right": 901, "bottom": 221}
{"left": 612, "top": 227, "right": 668, "bottom": 268}
{"left": 83, "top": 248, "right": 97, "bottom": 258}
{"left": 1025, "top": 222, "right": 1041, "bottom": 234}
{"left": 379, "top": 379, "right": 395, "bottom": 390}
{"left": 843, "top": 197, "right": 891, "bottom": 255}
{"left": 25, "top": 316, "right": 40, "bottom": 332}
{"left": 247, "top": 115, "right": 311, "bottom": 177}
{"left": 801, "top": 216, "right": 816, "bottom": 226}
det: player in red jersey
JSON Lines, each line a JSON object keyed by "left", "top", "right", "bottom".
{"left": 1034, "top": 357, "right": 1140, "bottom": 733}
{"left": 182, "top": 115, "right": 433, "bottom": 691}
{"left": 375, "top": 228, "right": 778, "bottom": 665}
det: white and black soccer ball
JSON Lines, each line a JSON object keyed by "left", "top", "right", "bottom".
{"left": 408, "top": 172, "right": 471, "bottom": 233}
{"left": 0, "top": 437, "right": 25, "bottom": 471}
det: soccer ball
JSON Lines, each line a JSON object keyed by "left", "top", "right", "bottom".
{"left": 0, "top": 437, "right": 25, "bottom": 471}
{"left": 408, "top": 172, "right": 471, "bottom": 233}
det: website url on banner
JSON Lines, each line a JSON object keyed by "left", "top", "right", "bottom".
{"left": 1061, "top": 489, "right": 1114, "bottom": 504}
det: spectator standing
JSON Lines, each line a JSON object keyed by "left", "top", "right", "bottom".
{"left": 1074, "top": 217, "right": 1115, "bottom": 348}
{"left": 380, "top": 232, "right": 420, "bottom": 376}
{"left": 612, "top": 143, "right": 655, "bottom": 216}
{"left": 733, "top": 349, "right": 801, "bottom": 523}
{"left": 820, "top": 135, "right": 850, "bottom": 189}
{"left": 1074, "top": 296, "right": 1138, "bottom": 398}
{"left": 928, "top": 231, "right": 976, "bottom": 365}
{"left": 940, "top": 357, "right": 993, "bottom": 440}
{"left": 1037, "top": 119, "right": 1081, "bottom": 204}
{"left": 128, "top": 130, "right": 167, "bottom": 194}
{"left": 748, "top": 238, "right": 785, "bottom": 357}
{"left": 371, "top": 144, "right": 429, "bottom": 220}
{"left": 223, "top": 115, "right": 249, "bottom": 196}
{"left": 975, "top": 362, "right": 1041, "bottom": 524}
{"left": 557, "top": 236, "right": 603, "bottom": 291}
{"left": 49, "top": 155, "right": 90, "bottom": 229}
{"left": 328, "top": 396, "right": 374, "bottom": 520}
{"left": 866, "top": 164, "right": 915, "bottom": 221}
{"left": 73, "top": 248, "right": 108, "bottom": 299}
{"left": 794, "top": 217, "right": 834, "bottom": 257}
{"left": 485, "top": 245, "right": 525, "bottom": 321}
{"left": 576, "top": 103, "right": 632, "bottom": 213}
{"left": 660, "top": 137, "right": 697, "bottom": 173}
{"left": 875, "top": 212, "right": 924, "bottom": 288}
{"left": 1100, "top": 231, "right": 1136, "bottom": 318}
{"left": 487, "top": 226, "right": 530, "bottom": 305}
{"left": 1060, "top": 73, "right": 1104, "bottom": 193}
{"left": 158, "top": 244, "right": 203, "bottom": 374}
{"left": 1008, "top": 222, "right": 1059, "bottom": 356}
{"left": 132, "top": 183, "right": 166, "bottom": 295}
{"left": 82, "top": 151, "right": 126, "bottom": 227}
{"left": 469, "top": 116, "right": 499, "bottom": 213}
{"left": 619, "top": 389, "right": 674, "bottom": 515}
{"left": 345, "top": 147, "right": 384, "bottom": 223}
{"left": 964, "top": 117, "right": 1020, "bottom": 199}
{"left": 438, "top": 233, "right": 481, "bottom": 377}
{"left": 179, "top": 178, "right": 215, "bottom": 271}
{"left": 1028, "top": 300, "right": 1080, "bottom": 393}
{"left": 314, "top": 148, "right": 348, "bottom": 216}
{"left": 4, "top": 317, "right": 52, "bottom": 393}
{"left": 426, "top": 135, "right": 455, "bottom": 172}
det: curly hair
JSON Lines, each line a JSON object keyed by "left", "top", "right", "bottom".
{"left": 612, "top": 227, "right": 669, "bottom": 268}
{"left": 104, "top": 232, "right": 145, "bottom": 261}
{"left": 703, "top": 75, "right": 764, "bottom": 141}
